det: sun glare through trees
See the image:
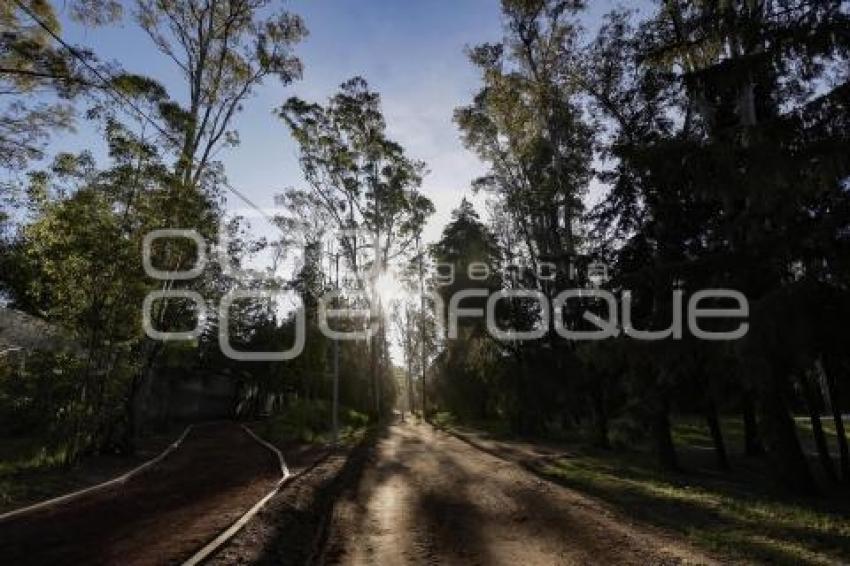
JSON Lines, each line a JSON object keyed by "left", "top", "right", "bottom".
{"left": 2, "top": 1, "right": 850, "bottom": 564}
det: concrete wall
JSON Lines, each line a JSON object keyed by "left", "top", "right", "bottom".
{"left": 144, "top": 370, "right": 238, "bottom": 425}
{"left": 0, "top": 308, "right": 79, "bottom": 353}
{"left": 1, "top": 308, "right": 237, "bottom": 424}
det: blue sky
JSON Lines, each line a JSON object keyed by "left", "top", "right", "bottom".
{"left": 36, "top": 0, "right": 653, "bottom": 362}
{"left": 50, "top": 0, "right": 647, "bottom": 246}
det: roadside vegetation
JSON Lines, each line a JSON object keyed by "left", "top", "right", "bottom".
{"left": 250, "top": 399, "right": 370, "bottom": 446}
{"left": 0, "top": 421, "right": 181, "bottom": 514}
{"left": 1, "top": 0, "right": 425, "bottom": 483}
{"left": 543, "top": 417, "right": 850, "bottom": 564}
{"left": 435, "top": 412, "right": 850, "bottom": 564}
{"left": 421, "top": 0, "right": 850, "bottom": 511}
{"left": 2, "top": 0, "right": 850, "bottom": 561}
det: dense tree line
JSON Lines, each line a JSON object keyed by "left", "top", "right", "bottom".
{"left": 2, "top": 0, "right": 849, "bottom": 499}
{"left": 430, "top": 0, "right": 850, "bottom": 494}
{"left": 0, "top": 0, "right": 421, "bottom": 462}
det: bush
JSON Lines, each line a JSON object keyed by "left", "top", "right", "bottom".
{"left": 0, "top": 350, "right": 133, "bottom": 465}
{"left": 257, "top": 399, "right": 369, "bottom": 444}
{"left": 344, "top": 408, "right": 370, "bottom": 428}
{"left": 608, "top": 415, "right": 648, "bottom": 450}
{"left": 431, "top": 411, "right": 457, "bottom": 429}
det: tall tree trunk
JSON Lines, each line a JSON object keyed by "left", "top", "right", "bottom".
{"left": 517, "top": 358, "right": 544, "bottom": 436}
{"left": 758, "top": 365, "right": 816, "bottom": 494}
{"left": 124, "top": 340, "right": 162, "bottom": 454}
{"left": 705, "top": 396, "right": 730, "bottom": 470}
{"left": 742, "top": 390, "right": 764, "bottom": 456}
{"left": 591, "top": 382, "right": 610, "bottom": 449}
{"left": 652, "top": 393, "right": 679, "bottom": 471}
{"left": 798, "top": 371, "right": 837, "bottom": 483}
{"left": 822, "top": 357, "right": 850, "bottom": 482}
{"left": 513, "top": 350, "right": 527, "bottom": 434}
{"left": 407, "top": 355, "right": 415, "bottom": 416}
{"left": 369, "top": 333, "right": 380, "bottom": 417}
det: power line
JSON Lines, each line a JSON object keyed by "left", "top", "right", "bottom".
{"left": 13, "top": 0, "right": 177, "bottom": 145}
{"left": 11, "top": 0, "right": 277, "bottom": 226}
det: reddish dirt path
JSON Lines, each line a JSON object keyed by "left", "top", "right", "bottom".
{"left": 323, "top": 422, "right": 716, "bottom": 566}
{"left": 0, "top": 422, "right": 280, "bottom": 566}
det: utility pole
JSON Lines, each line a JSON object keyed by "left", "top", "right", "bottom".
{"left": 329, "top": 243, "right": 341, "bottom": 445}
{"left": 417, "top": 235, "right": 427, "bottom": 420}
{"left": 407, "top": 314, "right": 415, "bottom": 416}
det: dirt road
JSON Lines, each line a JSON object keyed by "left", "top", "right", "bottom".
{"left": 0, "top": 422, "right": 280, "bottom": 566}
{"left": 322, "top": 422, "right": 715, "bottom": 565}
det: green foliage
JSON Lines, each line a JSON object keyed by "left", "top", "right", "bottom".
{"left": 435, "top": 0, "right": 850, "bottom": 495}
{"left": 430, "top": 411, "right": 457, "bottom": 429}
{"left": 0, "top": 350, "right": 132, "bottom": 464}
{"left": 135, "top": 0, "right": 307, "bottom": 185}
{"left": 541, "top": 416, "right": 850, "bottom": 564}
{"left": 0, "top": 0, "right": 127, "bottom": 170}
{"left": 455, "top": 0, "right": 592, "bottom": 261}
{"left": 279, "top": 76, "right": 435, "bottom": 418}
{"left": 0, "top": 1, "right": 81, "bottom": 169}
{"left": 0, "top": 99, "right": 228, "bottom": 457}
{"left": 253, "top": 398, "right": 369, "bottom": 444}
{"left": 430, "top": 200, "right": 506, "bottom": 421}
{"left": 279, "top": 77, "right": 434, "bottom": 270}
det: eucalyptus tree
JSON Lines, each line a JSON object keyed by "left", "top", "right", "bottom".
{"left": 280, "top": 78, "right": 433, "bottom": 273}
{"left": 135, "top": 0, "right": 306, "bottom": 187}
{"left": 2, "top": 115, "right": 185, "bottom": 459}
{"left": 454, "top": 0, "right": 595, "bottom": 433}
{"left": 279, "top": 77, "right": 435, "bottom": 415}
{"left": 111, "top": 0, "right": 308, "bottom": 443}
{"left": 1, "top": 0, "right": 308, "bottom": 451}
{"left": 0, "top": 1, "right": 98, "bottom": 171}
{"left": 455, "top": 0, "right": 593, "bottom": 281}
{"left": 391, "top": 297, "right": 420, "bottom": 417}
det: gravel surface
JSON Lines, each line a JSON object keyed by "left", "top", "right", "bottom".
{"left": 0, "top": 422, "right": 280, "bottom": 566}
{"left": 207, "top": 432, "right": 371, "bottom": 566}
{"left": 321, "top": 421, "right": 718, "bottom": 566}
{"left": 0, "top": 421, "right": 722, "bottom": 565}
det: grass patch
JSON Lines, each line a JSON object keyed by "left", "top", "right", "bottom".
{"left": 252, "top": 399, "right": 369, "bottom": 447}
{"left": 0, "top": 434, "right": 75, "bottom": 510}
{"left": 536, "top": 415, "right": 850, "bottom": 565}
{"left": 672, "top": 415, "right": 850, "bottom": 459}
{"left": 431, "top": 411, "right": 515, "bottom": 438}
{"left": 430, "top": 411, "right": 457, "bottom": 429}
{"left": 542, "top": 454, "right": 850, "bottom": 564}
{"left": 439, "top": 412, "right": 850, "bottom": 563}
{"left": 0, "top": 425, "right": 185, "bottom": 514}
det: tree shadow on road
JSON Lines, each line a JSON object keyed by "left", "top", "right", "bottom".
{"left": 244, "top": 427, "right": 383, "bottom": 566}
{"left": 535, "top": 448, "right": 850, "bottom": 565}
{"left": 446, "top": 425, "right": 850, "bottom": 564}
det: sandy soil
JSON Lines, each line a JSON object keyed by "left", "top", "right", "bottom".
{"left": 0, "top": 422, "right": 280, "bottom": 566}
{"left": 321, "top": 421, "right": 718, "bottom": 566}
{"left": 0, "top": 426, "right": 185, "bottom": 515}
{"left": 207, "top": 445, "right": 351, "bottom": 566}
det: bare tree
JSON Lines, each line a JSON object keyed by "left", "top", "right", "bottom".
{"left": 136, "top": 0, "right": 306, "bottom": 187}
